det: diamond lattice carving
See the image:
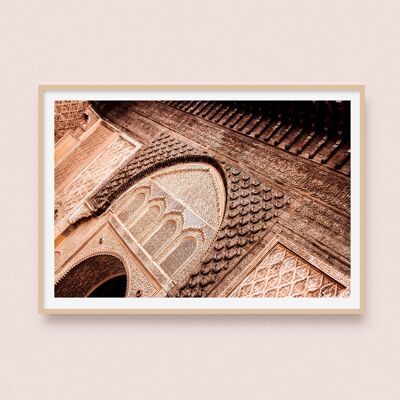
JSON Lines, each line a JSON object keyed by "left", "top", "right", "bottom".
{"left": 54, "top": 100, "right": 90, "bottom": 143}
{"left": 230, "top": 243, "right": 346, "bottom": 298}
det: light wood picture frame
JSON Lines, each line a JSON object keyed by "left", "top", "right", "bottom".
{"left": 39, "top": 85, "right": 365, "bottom": 314}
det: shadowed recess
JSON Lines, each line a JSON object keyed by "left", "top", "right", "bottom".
{"left": 55, "top": 254, "right": 127, "bottom": 297}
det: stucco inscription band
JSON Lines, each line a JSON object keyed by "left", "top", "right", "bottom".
{"left": 53, "top": 98, "right": 351, "bottom": 300}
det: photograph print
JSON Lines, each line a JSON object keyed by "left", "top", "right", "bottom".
{"left": 40, "top": 86, "right": 363, "bottom": 313}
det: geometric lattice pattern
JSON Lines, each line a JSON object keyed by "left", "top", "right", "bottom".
{"left": 230, "top": 243, "right": 346, "bottom": 298}
{"left": 153, "top": 167, "right": 224, "bottom": 226}
{"left": 54, "top": 100, "right": 90, "bottom": 143}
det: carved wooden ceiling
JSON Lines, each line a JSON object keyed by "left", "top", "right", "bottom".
{"left": 161, "top": 100, "right": 350, "bottom": 175}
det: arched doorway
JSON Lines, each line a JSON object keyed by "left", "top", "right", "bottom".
{"left": 88, "top": 275, "right": 127, "bottom": 297}
{"left": 55, "top": 254, "right": 127, "bottom": 297}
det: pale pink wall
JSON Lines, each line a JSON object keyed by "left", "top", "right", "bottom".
{"left": 0, "top": 1, "right": 399, "bottom": 399}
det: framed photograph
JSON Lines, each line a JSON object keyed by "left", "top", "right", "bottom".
{"left": 39, "top": 85, "right": 364, "bottom": 314}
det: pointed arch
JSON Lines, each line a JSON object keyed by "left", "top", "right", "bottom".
{"left": 106, "top": 160, "right": 227, "bottom": 287}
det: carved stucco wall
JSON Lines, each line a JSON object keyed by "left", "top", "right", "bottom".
{"left": 55, "top": 121, "right": 121, "bottom": 194}
{"left": 54, "top": 100, "right": 90, "bottom": 143}
{"left": 54, "top": 120, "right": 140, "bottom": 235}
{"left": 55, "top": 222, "right": 158, "bottom": 297}
{"left": 54, "top": 101, "right": 350, "bottom": 298}
{"left": 55, "top": 161, "right": 227, "bottom": 297}
{"left": 55, "top": 134, "right": 138, "bottom": 227}
{"left": 70, "top": 130, "right": 293, "bottom": 297}
{"left": 117, "top": 101, "right": 350, "bottom": 214}
{"left": 110, "top": 163, "right": 226, "bottom": 287}
{"left": 151, "top": 165, "right": 225, "bottom": 227}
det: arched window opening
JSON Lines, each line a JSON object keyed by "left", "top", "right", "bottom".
{"left": 143, "top": 219, "right": 178, "bottom": 256}
{"left": 160, "top": 237, "right": 197, "bottom": 277}
{"left": 117, "top": 192, "right": 146, "bottom": 224}
{"left": 129, "top": 204, "right": 161, "bottom": 238}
